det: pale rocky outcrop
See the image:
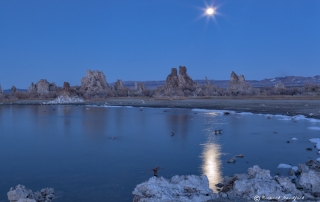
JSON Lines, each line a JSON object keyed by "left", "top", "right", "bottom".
{"left": 227, "top": 71, "right": 252, "bottom": 94}
{"left": 275, "top": 82, "right": 285, "bottom": 89}
{"left": 27, "top": 80, "right": 56, "bottom": 95}
{"left": 133, "top": 161, "right": 320, "bottom": 201}
{"left": 113, "top": 79, "right": 124, "bottom": 91}
{"left": 134, "top": 82, "right": 147, "bottom": 96}
{"left": 132, "top": 175, "right": 219, "bottom": 202}
{"left": 7, "top": 184, "right": 54, "bottom": 202}
{"left": 220, "top": 163, "right": 320, "bottom": 201}
{"left": 178, "top": 66, "right": 196, "bottom": 90}
{"left": 156, "top": 66, "right": 201, "bottom": 97}
{"left": 81, "top": 70, "right": 110, "bottom": 93}
{"left": 0, "top": 84, "right": 3, "bottom": 93}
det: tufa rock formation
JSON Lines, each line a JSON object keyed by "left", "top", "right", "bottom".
{"left": 275, "top": 81, "right": 285, "bottom": 89}
{"left": 112, "top": 79, "right": 130, "bottom": 97}
{"left": 132, "top": 175, "right": 219, "bottom": 202}
{"left": 63, "top": 82, "right": 71, "bottom": 96}
{"left": 7, "top": 184, "right": 54, "bottom": 202}
{"left": 113, "top": 79, "right": 124, "bottom": 91}
{"left": 0, "top": 84, "right": 3, "bottom": 93}
{"left": 178, "top": 66, "right": 197, "bottom": 90}
{"left": 27, "top": 79, "right": 57, "bottom": 95}
{"left": 81, "top": 70, "right": 110, "bottom": 92}
{"left": 134, "top": 82, "right": 146, "bottom": 95}
{"left": 11, "top": 86, "right": 17, "bottom": 93}
{"left": 227, "top": 71, "right": 252, "bottom": 94}
{"left": 165, "top": 68, "right": 179, "bottom": 89}
{"left": 156, "top": 66, "right": 201, "bottom": 97}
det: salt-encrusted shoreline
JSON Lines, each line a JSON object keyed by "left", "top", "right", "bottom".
{"left": 133, "top": 160, "right": 320, "bottom": 202}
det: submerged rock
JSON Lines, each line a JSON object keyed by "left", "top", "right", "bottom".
{"left": 132, "top": 175, "right": 219, "bottom": 202}
{"left": 7, "top": 184, "right": 54, "bottom": 202}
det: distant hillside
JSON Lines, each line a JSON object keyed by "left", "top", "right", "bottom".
{"left": 4, "top": 75, "right": 320, "bottom": 92}
{"left": 110, "top": 75, "right": 320, "bottom": 89}
{"left": 4, "top": 89, "right": 28, "bottom": 93}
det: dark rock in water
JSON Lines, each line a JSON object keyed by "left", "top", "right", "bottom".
{"left": 306, "top": 148, "right": 313, "bottom": 151}
{"left": 7, "top": 184, "right": 54, "bottom": 202}
{"left": 227, "top": 157, "right": 236, "bottom": 163}
{"left": 235, "top": 154, "right": 244, "bottom": 158}
{"left": 224, "top": 112, "right": 230, "bottom": 115}
{"left": 215, "top": 183, "right": 224, "bottom": 188}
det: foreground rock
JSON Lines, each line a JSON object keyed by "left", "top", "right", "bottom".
{"left": 219, "top": 161, "right": 320, "bottom": 201}
{"left": 7, "top": 184, "right": 54, "bottom": 202}
{"left": 133, "top": 161, "right": 320, "bottom": 201}
{"left": 132, "top": 175, "right": 219, "bottom": 202}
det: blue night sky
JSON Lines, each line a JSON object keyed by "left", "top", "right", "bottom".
{"left": 0, "top": 0, "right": 319, "bottom": 89}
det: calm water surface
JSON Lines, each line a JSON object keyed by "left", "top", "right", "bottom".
{"left": 0, "top": 105, "right": 319, "bottom": 201}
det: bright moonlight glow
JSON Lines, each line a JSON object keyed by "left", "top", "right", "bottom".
{"left": 206, "top": 7, "right": 215, "bottom": 15}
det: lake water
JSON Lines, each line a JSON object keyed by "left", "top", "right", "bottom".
{"left": 0, "top": 105, "right": 319, "bottom": 202}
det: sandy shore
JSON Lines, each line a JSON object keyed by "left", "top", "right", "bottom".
{"left": 2, "top": 96, "right": 320, "bottom": 119}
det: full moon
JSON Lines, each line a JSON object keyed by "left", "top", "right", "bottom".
{"left": 206, "top": 7, "right": 215, "bottom": 15}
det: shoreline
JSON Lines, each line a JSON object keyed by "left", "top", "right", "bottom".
{"left": 1, "top": 97, "right": 320, "bottom": 119}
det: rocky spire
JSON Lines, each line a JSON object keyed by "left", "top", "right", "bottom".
{"left": 227, "top": 71, "right": 251, "bottom": 92}
{"left": 63, "top": 82, "right": 71, "bottom": 96}
{"left": 81, "top": 70, "right": 110, "bottom": 92}
{"left": 0, "top": 84, "right": 3, "bottom": 93}
{"left": 165, "top": 68, "right": 179, "bottom": 89}
{"left": 113, "top": 79, "right": 124, "bottom": 91}
{"left": 27, "top": 79, "right": 56, "bottom": 95}
{"left": 205, "top": 76, "right": 210, "bottom": 86}
{"left": 11, "top": 86, "right": 17, "bottom": 93}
